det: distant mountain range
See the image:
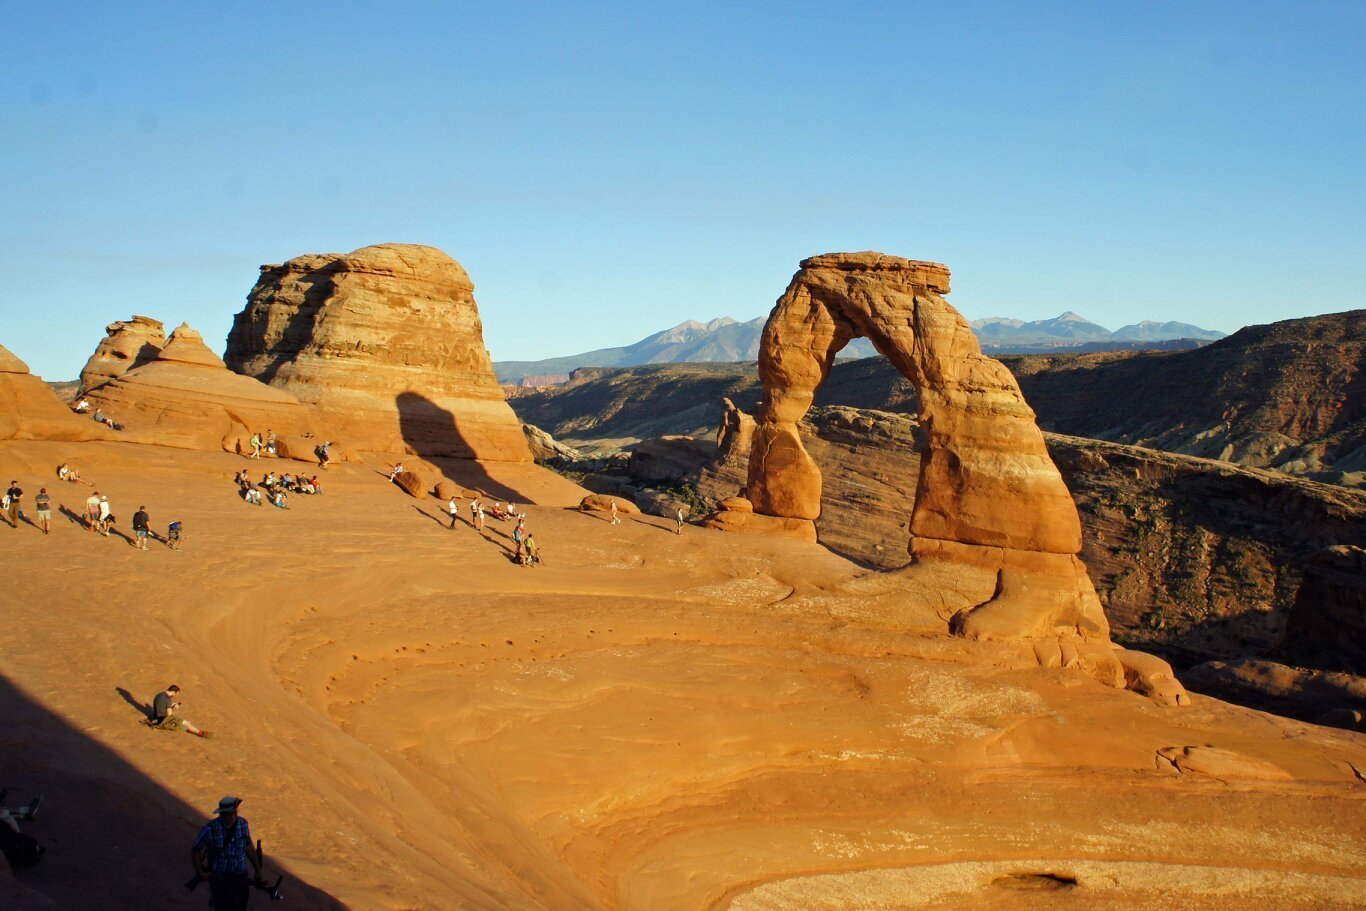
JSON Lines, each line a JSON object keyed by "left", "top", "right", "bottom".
{"left": 495, "top": 312, "right": 1226, "bottom": 384}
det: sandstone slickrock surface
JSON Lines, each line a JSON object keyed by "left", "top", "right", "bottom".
{"left": 78, "top": 315, "right": 166, "bottom": 393}
{"left": 225, "top": 243, "right": 531, "bottom": 462}
{"left": 84, "top": 323, "right": 323, "bottom": 453}
{"left": 579, "top": 493, "right": 638, "bottom": 514}
{"left": 1, "top": 343, "right": 108, "bottom": 442}
{"left": 747, "top": 253, "right": 1108, "bottom": 643}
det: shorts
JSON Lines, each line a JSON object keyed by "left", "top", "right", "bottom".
{"left": 36, "top": 510, "right": 51, "bottom": 521}
{"left": 136, "top": 528, "right": 149, "bottom": 540}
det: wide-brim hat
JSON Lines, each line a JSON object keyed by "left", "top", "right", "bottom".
{"left": 215, "top": 796, "right": 243, "bottom": 814}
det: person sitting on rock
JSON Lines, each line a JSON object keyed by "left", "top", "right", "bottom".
{"left": 388, "top": 462, "right": 404, "bottom": 481}
{"left": 272, "top": 489, "right": 288, "bottom": 509}
{"left": 167, "top": 520, "right": 184, "bottom": 550}
{"left": 73, "top": 397, "right": 90, "bottom": 413}
{"left": 309, "top": 475, "right": 322, "bottom": 495}
{"left": 0, "top": 789, "right": 42, "bottom": 833}
{"left": 244, "top": 486, "right": 263, "bottom": 506}
{"left": 149, "top": 684, "right": 209, "bottom": 737}
{"left": 281, "top": 472, "right": 295, "bottom": 491}
{"left": 490, "top": 502, "right": 509, "bottom": 520}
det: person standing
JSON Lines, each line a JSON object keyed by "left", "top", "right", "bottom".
{"left": 609, "top": 499, "right": 621, "bottom": 526}
{"left": 446, "top": 496, "right": 460, "bottom": 529}
{"left": 132, "top": 506, "right": 151, "bottom": 551}
{"left": 97, "top": 495, "right": 112, "bottom": 537}
{"left": 5, "top": 480, "right": 22, "bottom": 528}
{"left": 85, "top": 491, "right": 101, "bottom": 532}
{"left": 676, "top": 507, "right": 685, "bottom": 535}
{"left": 474, "top": 501, "right": 485, "bottom": 532}
{"left": 523, "top": 532, "right": 539, "bottom": 567}
{"left": 191, "top": 796, "right": 263, "bottom": 911}
{"left": 265, "top": 430, "right": 277, "bottom": 457}
{"left": 34, "top": 488, "right": 52, "bottom": 535}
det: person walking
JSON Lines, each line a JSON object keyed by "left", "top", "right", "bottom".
{"left": 265, "top": 430, "right": 277, "bottom": 457}
{"left": 523, "top": 532, "right": 539, "bottom": 567}
{"left": 474, "top": 501, "right": 485, "bottom": 532}
{"left": 97, "top": 495, "right": 112, "bottom": 537}
{"left": 318, "top": 440, "right": 331, "bottom": 471}
{"left": 85, "top": 491, "right": 101, "bottom": 532}
{"left": 512, "top": 520, "right": 525, "bottom": 560}
{"left": 34, "top": 487, "right": 51, "bottom": 535}
{"left": 132, "top": 506, "right": 151, "bottom": 550}
{"left": 4, "top": 480, "right": 22, "bottom": 528}
{"left": 249, "top": 433, "right": 262, "bottom": 460}
{"left": 609, "top": 499, "right": 621, "bottom": 526}
{"left": 446, "top": 496, "right": 460, "bottom": 529}
{"left": 676, "top": 507, "right": 685, "bottom": 535}
{"left": 191, "top": 796, "right": 264, "bottom": 911}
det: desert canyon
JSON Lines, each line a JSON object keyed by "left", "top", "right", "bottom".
{"left": 2, "top": 244, "right": 1363, "bottom": 911}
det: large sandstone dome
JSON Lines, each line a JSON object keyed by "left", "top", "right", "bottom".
{"left": 224, "top": 243, "right": 531, "bottom": 462}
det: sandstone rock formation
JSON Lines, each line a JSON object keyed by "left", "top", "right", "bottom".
{"left": 579, "top": 494, "right": 638, "bottom": 515}
{"left": 746, "top": 253, "right": 1109, "bottom": 644}
{"left": 84, "top": 323, "right": 324, "bottom": 453}
{"left": 225, "top": 243, "right": 531, "bottom": 462}
{"left": 716, "top": 397, "right": 755, "bottom": 466}
{"left": 522, "top": 423, "right": 582, "bottom": 464}
{"left": 79, "top": 315, "right": 166, "bottom": 393}
{"left": 392, "top": 469, "right": 429, "bottom": 499}
{"left": 1181, "top": 659, "right": 1366, "bottom": 731}
{"left": 0, "top": 343, "right": 109, "bottom": 442}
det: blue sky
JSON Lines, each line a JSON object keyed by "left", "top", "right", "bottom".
{"left": 3, "top": 1, "right": 1363, "bottom": 380}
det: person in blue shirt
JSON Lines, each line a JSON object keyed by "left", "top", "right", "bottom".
{"left": 191, "top": 796, "right": 263, "bottom": 910}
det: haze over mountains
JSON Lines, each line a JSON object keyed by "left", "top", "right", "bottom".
{"left": 495, "top": 311, "right": 1226, "bottom": 383}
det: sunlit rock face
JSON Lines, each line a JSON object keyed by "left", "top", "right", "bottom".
{"left": 79, "top": 315, "right": 166, "bottom": 394}
{"left": 746, "top": 252, "right": 1110, "bottom": 642}
{"left": 225, "top": 243, "right": 531, "bottom": 461}
{"left": 0, "top": 342, "right": 107, "bottom": 441}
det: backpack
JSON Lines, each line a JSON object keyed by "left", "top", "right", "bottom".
{"left": 0, "top": 824, "right": 45, "bottom": 867}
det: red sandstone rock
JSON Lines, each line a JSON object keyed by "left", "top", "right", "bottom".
{"left": 78, "top": 315, "right": 166, "bottom": 393}
{"left": 393, "top": 469, "right": 429, "bottom": 499}
{"left": 579, "top": 494, "right": 638, "bottom": 514}
{"left": 744, "top": 253, "right": 1110, "bottom": 645}
{"left": 225, "top": 243, "right": 531, "bottom": 462}
{"left": 433, "top": 480, "right": 460, "bottom": 501}
{"left": 84, "top": 324, "right": 326, "bottom": 453}
{"left": 0, "top": 343, "right": 109, "bottom": 442}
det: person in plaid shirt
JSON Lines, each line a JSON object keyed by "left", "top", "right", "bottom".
{"left": 191, "top": 796, "right": 263, "bottom": 910}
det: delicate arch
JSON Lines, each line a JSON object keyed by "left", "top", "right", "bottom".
{"left": 746, "top": 253, "right": 1109, "bottom": 641}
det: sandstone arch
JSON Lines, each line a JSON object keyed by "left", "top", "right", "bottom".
{"left": 746, "top": 253, "right": 1110, "bottom": 642}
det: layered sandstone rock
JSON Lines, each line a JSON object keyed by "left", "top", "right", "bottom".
{"left": 716, "top": 397, "right": 755, "bottom": 466}
{"left": 225, "top": 244, "right": 531, "bottom": 462}
{"left": 0, "top": 343, "right": 109, "bottom": 442}
{"left": 84, "top": 323, "right": 324, "bottom": 453}
{"left": 746, "top": 253, "right": 1110, "bottom": 644}
{"left": 79, "top": 315, "right": 166, "bottom": 393}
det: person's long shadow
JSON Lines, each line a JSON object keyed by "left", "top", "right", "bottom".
{"left": 411, "top": 506, "right": 448, "bottom": 527}
{"left": 0, "top": 673, "right": 344, "bottom": 910}
{"left": 57, "top": 505, "right": 89, "bottom": 528}
{"left": 115, "top": 687, "right": 154, "bottom": 721}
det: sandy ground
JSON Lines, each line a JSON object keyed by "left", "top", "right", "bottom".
{"left": 1, "top": 439, "right": 1363, "bottom": 910}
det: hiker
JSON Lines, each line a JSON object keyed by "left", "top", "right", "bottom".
{"left": 191, "top": 796, "right": 264, "bottom": 911}
{"left": 57, "top": 463, "right": 70, "bottom": 481}
{"left": 151, "top": 684, "right": 209, "bottom": 737}
{"left": 0, "top": 789, "right": 44, "bottom": 870}
{"left": 131, "top": 505, "right": 151, "bottom": 550}
{"left": 446, "top": 496, "right": 460, "bottom": 529}
{"left": 676, "top": 507, "right": 685, "bottom": 535}
{"left": 93, "top": 408, "right": 107, "bottom": 425}
{"left": 507, "top": 503, "right": 521, "bottom": 519}
{"left": 74, "top": 397, "right": 90, "bottom": 413}
{"left": 167, "top": 520, "right": 185, "bottom": 550}
{"left": 272, "top": 489, "right": 288, "bottom": 509}
{"left": 4, "top": 480, "right": 22, "bottom": 528}
{"left": 34, "top": 487, "right": 52, "bottom": 535}
{"left": 512, "top": 521, "right": 525, "bottom": 561}
{"left": 317, "top": 440, "right": 331, "bottom": 471}
{"left": 85, "top": 491, "right": 102, "bottom": 531}
{"left": 388, "top": 462, "right": 404, "bottom": 481}
{"left": 97, "top": 495, "right": 112, "bottom": 536}
{"left": 309, "top": 475, "right": 322, "bottom": 495}
{"left": 249, "top": 433, "right": 262, "bottom": 459}
{"left": 474, "top": 501, "right": 485, "bottom": 532}
{"left": 609, "top": 499, "right": 621, "bottom": 526}
{"left": 244, "top": 486, "right": 263, "bottom": 507}
{"left": 522, "top": 531, "right": 539, "bottom": 567}
{"left": 265, "top": 429, "right": 277, "bottom": 456}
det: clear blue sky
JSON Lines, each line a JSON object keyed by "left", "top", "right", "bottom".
{"left": 3, "top": 1, "right": 1363, "bottom": 380}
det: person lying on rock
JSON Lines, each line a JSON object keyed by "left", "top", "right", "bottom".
{"left": 150, "top": 684, "right": 210, "bottom": 738}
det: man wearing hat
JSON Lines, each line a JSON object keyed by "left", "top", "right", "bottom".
{"left": 191, "top": 796, "right": 264, "bottom": 910}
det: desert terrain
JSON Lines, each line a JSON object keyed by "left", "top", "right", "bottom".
{"left": 2, "top": 247, "right": 1363, "bottom": 909}
{"left": 2, "top": 436, "right": 1364, "bottom": 910}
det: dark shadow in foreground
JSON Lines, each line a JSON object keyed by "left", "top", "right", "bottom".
{"left": 0, "top": 673, "right": 345, "bottom": 910}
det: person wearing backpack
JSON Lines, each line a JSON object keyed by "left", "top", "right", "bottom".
{"left": 191, "top": 796, "right": 265, "bottom": 911}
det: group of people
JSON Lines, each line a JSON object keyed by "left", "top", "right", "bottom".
{"left": 441, "top": 492, "right": 540, "bottom": 565}
{"left": 4, "top": 480, "right": 53, "bottom": 535}
{"left": 235, "top": 469, "right": 322, "bottom": 508}
{"left": 6, "top": 466, "right": 183, "bottom": 547}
